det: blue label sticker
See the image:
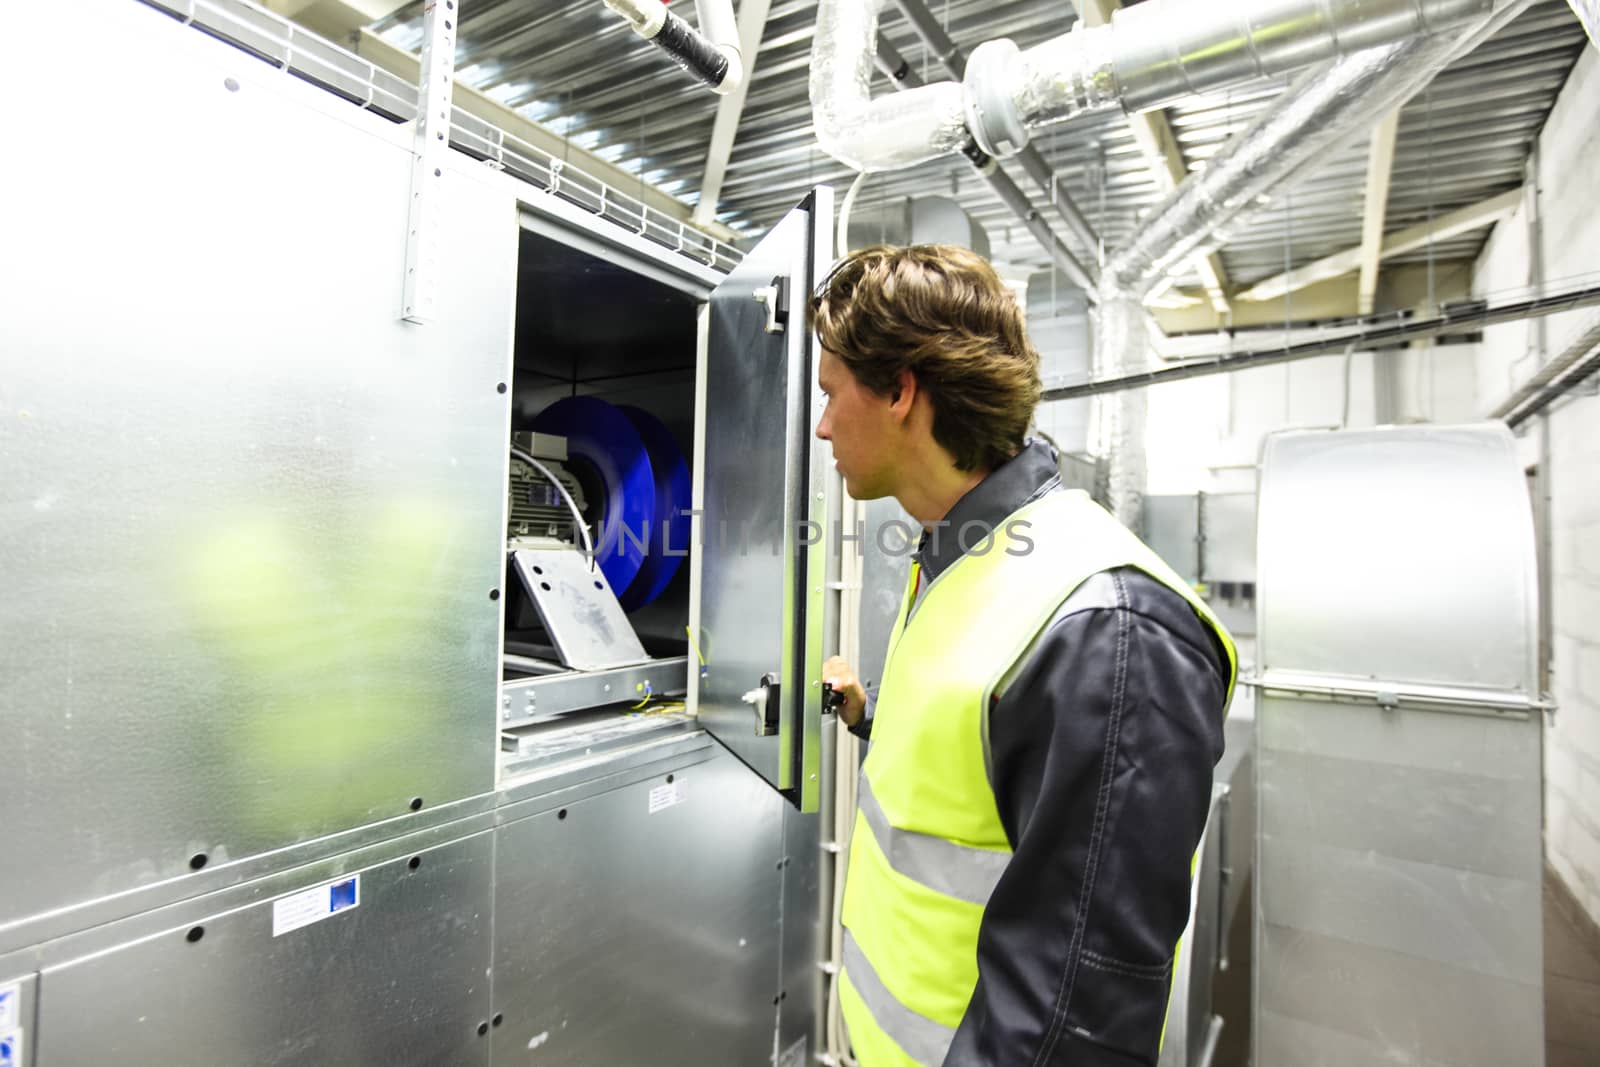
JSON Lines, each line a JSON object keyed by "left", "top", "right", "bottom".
{"left": 0, "top": 1028, "right": 22, "bottom": 1067}
{"left": 329, "top": 877, "right": 358, "bottom": 914}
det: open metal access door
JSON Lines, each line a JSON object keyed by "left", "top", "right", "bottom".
{"left": 694, "top": 188, "right": 834, "bottom": 813}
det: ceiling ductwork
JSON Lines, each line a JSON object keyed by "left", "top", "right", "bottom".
{"left": 811, "top": 0, "right": 1494, "bottom": 173}
{"left": 1102, "top": 0, "right": 1532, "bottom": 299}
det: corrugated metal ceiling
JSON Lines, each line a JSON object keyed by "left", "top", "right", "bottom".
{"left": 373, "top": 0, "right": 1587, "bottom": 299}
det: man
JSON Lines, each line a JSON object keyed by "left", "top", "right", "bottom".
{"left": 812, "top": 244, "right": 1235, "bottom": 1067}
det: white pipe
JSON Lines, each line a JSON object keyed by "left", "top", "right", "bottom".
{"left": 809, "top": 0, "right": 970, "bottom": 173}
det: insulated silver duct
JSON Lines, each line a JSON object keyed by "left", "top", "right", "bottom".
{"left": 1089, "top": 293, "right": 1150, "bottom": 531}
{"left": 888, "top": 0, "right": 1103, "bottom": 266}
{"left": 872, "top": 33, "right": 1098, "bottom": 293}
{"left": 1087, "top": 0, "right": 1521, "bottom": 528}
{"left": 812, "top": 0, "right": 1493, "bottom": 173}
{"left": 1102, "top": 0, "right": 1524, "bottom": 297}
{"left": 811, "top": 0, "right": 969, "bottom": 171}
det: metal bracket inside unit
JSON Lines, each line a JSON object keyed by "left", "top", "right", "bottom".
{"left": 752, "top": 275, "right": 790, "bottom": 334}
{"left": 401, "top": 0, "right": 459, "bottom": 324}
{"left": 741, "top": 672, "right": 782, "bottom": 735}
{"left": 500, "top": 656, "right": 689, "bottom": 728}
{"left": 508, "top": 548, "right": 649, "bottom": 671}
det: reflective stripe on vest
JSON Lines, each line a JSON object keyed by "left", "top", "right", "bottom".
{"left": 841, "top": 931, "right": 957, "bottom": 1066}
{"left": 856, "top": 771, "right": 1008, "bottom": 906}
{"left": 840, "top": 490, "right": 1238, "bottom": 1066}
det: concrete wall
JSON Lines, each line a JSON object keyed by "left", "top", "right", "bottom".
{"left": 1472, "top": 46, "right": 1600, "bottom": 927}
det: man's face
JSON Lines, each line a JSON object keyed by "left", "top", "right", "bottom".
{"left": 816, "top": 348, "right": 901, "bottom": 500}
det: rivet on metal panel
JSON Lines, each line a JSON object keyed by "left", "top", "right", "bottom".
{"left": 186, "top": 926, "right": 204, "bottom": 943}
{"left": 476, "top": 1021, "right": 489, "bottom": 1037}
{"left": 409, "top": 796, "right": 424, "bottom": 812}
{"left": 497, "top": 382, "right": 508, "bottom": 394}
{"left": 223, "top": 77, "right": 240, "bottom": 92}
{"left": 492, "top": 1013, "right": 504, "bottom": 1028}
{"left": 489, "top": 588, "right": 501, "bottom": 600}
{"left": 408, "top": 855, "right": 422, "bottom": 871}
{"left": 557, "top": 808, "right": 568, "bottom": 820}
{"left": 189, "top": 852, "right": 208, "bottom": 871}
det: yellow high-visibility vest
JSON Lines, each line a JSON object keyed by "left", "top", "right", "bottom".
{"left": 839, "top": 489, "right": 1237, "bottom": 1066}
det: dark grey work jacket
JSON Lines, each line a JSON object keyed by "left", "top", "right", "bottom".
{"left": 852, "top": 439, "right": 1230, "bottom": 1067}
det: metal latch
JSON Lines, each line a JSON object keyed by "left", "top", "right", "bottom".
{"left": 742, "top": 672, "right": 782, "bottom": 736}
{"left": 752, "top": 275, "right": 790, "bottom": 334}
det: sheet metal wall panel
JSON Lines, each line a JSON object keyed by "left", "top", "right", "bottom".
{"left": 1256, "top": 425, "right": 1537, "bottom": 692}
{"left": 775, "top": 721, "right": 833, "bottom": 1066}
{"left": 490, "top": 748, "right": 785, "bottom": 1066}
{"left": 1200, "top": 492, "right": 1257, "bottom": 580}
{"left": 1142, "top": 494, "right": 1201, "bottom": 581}
{"left": 34, "top": 833, "right": 496, "bottom": 1067}
{"left": 0, "top": 0, "right": 511, "bottom": 932}
{"left": 1252, "top": 424, "right": 1543, "bottom": 1067}
{"left": 1257, "top": 923, "right": 1543, "bottom": 1066}
{"left": 1260, "top": 835, "right": 1542, "bottom": 984}
{"left": 696, "top": 202, "right": 816, "bottom": 795}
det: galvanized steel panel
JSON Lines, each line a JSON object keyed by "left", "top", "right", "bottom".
{"left": 34, "top": 833, "right": 496, "bottom": 1066}
{"left": 1257, "top": 924, "right": 1543, "bottom": 1065}
{"left": 1256, "top": 424, "right": 1537, "bottom": 692}
{"left": 1, "top": 0, "right": 508, "bottom": 931}
{"left": 1252, "top": 423, "right": 1544, "bottom": 1067}
{"left": 696, "top": 194, "right": 829, "bottom": 807}
{"left": 490, "top": 750, "right": 786, "bottom": 1066}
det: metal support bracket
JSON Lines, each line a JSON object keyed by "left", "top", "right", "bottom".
{"left": 401, "top": 0, "right": 459, "bottom": 324}
{"left": 508, "top": 548, "right": 649, "bottom": 671}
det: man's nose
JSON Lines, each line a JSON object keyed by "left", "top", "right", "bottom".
{"left": 815, "top": 411, "right": 831, "bottom": 441}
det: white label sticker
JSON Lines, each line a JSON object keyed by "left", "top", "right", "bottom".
{"left": 272, "top": 875, "right": 360, "bottom": 937}
{"left": 776, "top": 1035, "right": 806, "bottom": 1067}
{"left": 647, "top": 780, "right": 684, "bottom": 814}
{"left": 0, "top": 1028, "right": 22, "bottom": 1067}
{"left": 0, "top": 984, "right": 16, "bottom": 1031}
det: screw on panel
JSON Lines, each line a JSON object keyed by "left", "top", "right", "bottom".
{"left": 476, "top": 1021, "right": 489, "bottom": 1037}
{"left": 189, "top": 852, "right": 209, "bottom": 870}
{"left": 186, "top": 926, "right": 205, "bottom": 943}
{"left": 408, "top": 856, "right": 422, "bottom": 871}
{"left": 409, "top": 797, "right": 424, "bottom": 812}
{"left": 492, "top": 1013, "right": 504, "bottom": 1028}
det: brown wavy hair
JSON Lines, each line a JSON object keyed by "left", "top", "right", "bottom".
{"left": 808, "top": 244, "right": 1042, "bottom": 473}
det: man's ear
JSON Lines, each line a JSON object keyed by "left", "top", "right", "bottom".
{"left": 888, "top": 367, "right": 917, "bottom": 422}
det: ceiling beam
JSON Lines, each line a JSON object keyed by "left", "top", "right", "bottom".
{"left": 1073, "top": 0, "right": 1232, "bottom": 316}
{"left": 262, "top": 0, "right": 410, "bottom": 42}
{"left": 693, "top": 0, "right": 774, "bottom": 226}
{"left": 1357, "top": 111, "right": 1400, "bottom": 315}
{"left": 1237, "top": 186, "right": 1523, "bottom": 303}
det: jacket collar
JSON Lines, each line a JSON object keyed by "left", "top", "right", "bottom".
{"left": 914, "top": 438, "right": 1062, "bottom": 584}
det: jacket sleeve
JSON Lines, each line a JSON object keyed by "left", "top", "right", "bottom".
{"left": 943, "top": 568, "right": 1228, "bottom": 1067}
{"left": 848, "top": 687, "right": 877, "bottom": 741}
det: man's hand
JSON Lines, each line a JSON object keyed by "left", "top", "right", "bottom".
{"left": 822, "top": 655, "right": 867, "bottom": 728}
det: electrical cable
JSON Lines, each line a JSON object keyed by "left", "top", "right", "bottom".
{"left": 837, "top": 169, "right": 870, "bottom": 257}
